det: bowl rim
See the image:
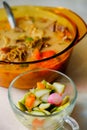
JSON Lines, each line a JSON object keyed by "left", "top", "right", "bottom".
{"left": 8, "top": 68, "right": 78, "bottom": 117}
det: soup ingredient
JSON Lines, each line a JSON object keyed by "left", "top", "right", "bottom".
{"left": 18, "top": 80, "right": 70, "bottom": 115}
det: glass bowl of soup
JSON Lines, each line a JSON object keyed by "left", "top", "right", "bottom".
{"left": 0, "top": 5, "right": 86, "bottom": 88}
{"left": 8, "top": 68, "right": 79, "bottom": 130}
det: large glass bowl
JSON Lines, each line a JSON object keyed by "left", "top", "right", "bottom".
{"left": 8, "top": 68, "right": 79, "bottom": 130}
{"left": 0, "top": 5, "right": 87, "bottom": 88}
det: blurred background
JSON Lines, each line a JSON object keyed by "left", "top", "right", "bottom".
{"left": 0, "top": 0, "right": 87, "bottom": 130}
{"left": 0, "top": 0, "right": 87, "bottom": 22}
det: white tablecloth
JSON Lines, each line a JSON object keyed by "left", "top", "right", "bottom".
{"left": 0, "top": 0, "right": 87, "bottom": 130}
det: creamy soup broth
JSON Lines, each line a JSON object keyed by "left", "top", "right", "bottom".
{"left": 0, "top": 16, "right": 73, "bottom": 62}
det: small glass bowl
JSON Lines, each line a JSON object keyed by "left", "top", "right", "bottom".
{"left": 8, "top": 68, "right": 79, "bottom": 130}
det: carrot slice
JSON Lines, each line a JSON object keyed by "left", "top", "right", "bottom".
{"left": 41, "top": 50, "right": 56, "bottom": 59}
{"left": 33, "top": 48, "right": 41, "bottom": 60}
{"left": 37, "top": 82, "right": 45, "bottom": 89}
{"left": 25, "top": 94, "right": 35, "bottom": 109}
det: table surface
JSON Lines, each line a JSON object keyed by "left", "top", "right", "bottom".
{"left": 0, "top": 0, "right": 87, "bottom": 130}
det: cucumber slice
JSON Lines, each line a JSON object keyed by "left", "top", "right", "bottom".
{"left": 40, "top": 93, "right": 49, "bottom": 102}
{"left": 31, "top": 110, "right": 45, "bottom": 115}
{"left": 33, "top": 107, "right": 51, "bottom": 115}
{"left": 52, "top": 102, "right": 70, "bottom": 114}
{"left": 33, "top": 99, "right": 41, "bottom": 107}
{"left": 18, "top": 101, "right": 27, "bottom": 111}
{"left": 42, "top": 80, "right": 53, "bottom": 90}
{"left": 39, "top": 103, "right": 51, "bottom": 110}
{"left": 50, "top": 106, "right": 58, "bottom": 113}
{"left": 53, "top": 82, "right": 66, "bottom": 94}
{"left": 41, "top": 80, "right": 47, "bottom": 86}
{"left": 61, "top": 96, "right": 70, "bottom": 105}
{"left": 30, "top": 88, "right": 35, "bottom": 93}
{"left": 35, "top": 89, "right": 51, "bottom": 98}
{"left": 33, "top": 107, "right": 40, "bottom": 111}
{"left": 41, "top": 109, "right": 51, "bottom": 115}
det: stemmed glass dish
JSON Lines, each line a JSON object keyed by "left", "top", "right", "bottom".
{"left": 8, "top": 68, "right": 79, "bottom": 130}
